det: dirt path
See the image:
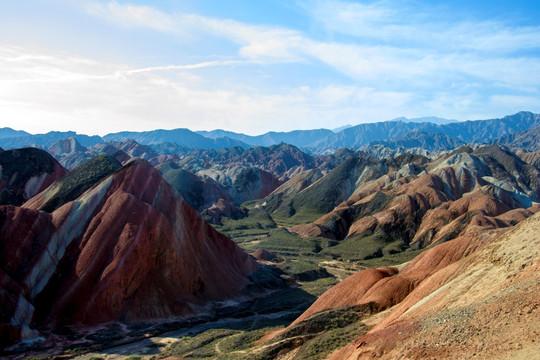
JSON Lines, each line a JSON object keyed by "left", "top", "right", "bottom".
{"left": 75, "top": 309, "right": 300, "bottom": 360}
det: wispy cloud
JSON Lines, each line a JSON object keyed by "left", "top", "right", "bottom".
{"left": 85, "top": 1, "right": 177, "bottom": 32}
{"left": 115, "top": 60, "right": 254, "bottom": 75}
{"left": 305, "top": 0, "right": 540, "bottom": 53}
{"left": 82, "top": 0, "right": 540, "bottom": 94}
{"left": 0, "top": 45, "right": 433, "bottom": 135}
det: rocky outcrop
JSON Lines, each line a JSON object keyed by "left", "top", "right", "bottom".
{"left": 157, "top": 161, "right": 279, "bottom": 223}
{"left": 177, "top": 143, "right": 316, "bottom": 180}
{"left": 47, "top": 137, "right": 86, "bottom": 157}
{"left": 256, "top": 169, "right": 323, "bottom": 213}
{"left": 0, "top": 148, "right": 67, "bottom": 206}
{"left": 197, "top": 165, "right": 281, "bottom": 205}
{"left": 253, "top": 248, "right": 278, "bottom": 262}
{"left": 0, "top": 159, "right": 270, "bottom": 346}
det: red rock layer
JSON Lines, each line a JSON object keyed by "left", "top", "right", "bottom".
{"left": 329, "top": 212, "right": 540, "bottom": 359}
{"left": 0, "top": 160, "right": 260, "bottom": 345}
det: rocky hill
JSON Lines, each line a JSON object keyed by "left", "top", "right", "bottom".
{"left": 0, "top": 158, "right": 280, "bottom": 347}
{"left": 278, "top": 146, "right": 539, "bottom": 261}
{"left": 327, "top": 210, "right": 540, "bottom": 359}
{"left": 174, "top": 143, "right": 317, "bottom": 181}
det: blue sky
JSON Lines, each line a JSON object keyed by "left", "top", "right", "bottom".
{"left": 1, "top": 0, "right": 539, "bottom": 135}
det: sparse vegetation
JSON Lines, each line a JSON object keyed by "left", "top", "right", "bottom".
{"left": 41, "top": 154, "right": 121, "bottom": 212}
{"left": 293, "top": 321, "right": 368, "bottom": 360}
{"left": 280, "top": 259, "right": 332, "bottom": 281}
{"left": 161, "top": 329, "right": 239, "bottom": 358}
{"left": 125, "top": 355, "right": 142, "bottom": 360}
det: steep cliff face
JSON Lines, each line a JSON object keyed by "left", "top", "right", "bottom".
{"left": 0, "top": 148, "right": 67, "bottom": 206}
{"left": 0, "top": 159, "right": 262, "bottom": 346}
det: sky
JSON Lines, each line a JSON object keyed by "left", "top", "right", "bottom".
{"left": 1, "top": 0, "right": 539, "bottom": 136}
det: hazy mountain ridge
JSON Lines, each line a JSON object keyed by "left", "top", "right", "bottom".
{"left": 103, "top": 128, "right": 250, "bottom": 149}
{"left": 197, "top": 129, "right": 335, "bottom": 147}
{"left": 490, "top": 125, "right": 540, "bottom": 151}
{"left": 391, "top": 116, "right": 457, "bottom": 124}
{"left": 363, "top": 130, "right": 465, "bottom": 151}
{"left": 306, "top": 111, "right": 540, "bottom": 153}
{"left": 1, "top": 112, "right": 538, "bottom": 155}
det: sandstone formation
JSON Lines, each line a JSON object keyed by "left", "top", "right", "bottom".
{"left": 158, "top": 161, "right": 280, "bottom": 223}
{"left": 177, "top": 143, "right": 317, "bottom": 180}
{"left": 328, "top": 211, "right": 540, "bottom": 360}
{"left": 0, "top": 159, "right": 270, "bottom": 346}
{"left": 286, "top": 145, "right": 540, "bottom": 259}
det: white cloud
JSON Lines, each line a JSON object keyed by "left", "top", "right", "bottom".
{"left": 0, "top": 45, "right": 435, "bottom": 135}
{"left": 305, "top": 0, "right": 540, "bottom": 54}
{"left": 81, "top": 0, "right": 540, "bottom": 95}
{"left": 85, "top": 1, "right": 307, "bottom": 62}
{"left": 85, "top": 0, "right": 176, "bottom": 32}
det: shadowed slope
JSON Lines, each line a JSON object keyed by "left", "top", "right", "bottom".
{"left": 0, "top": 148, "right": 67, "bottom": 206}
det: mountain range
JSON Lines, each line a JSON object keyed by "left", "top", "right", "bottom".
{"left": 1, "top": 111, "right": 538, "bottom": 154}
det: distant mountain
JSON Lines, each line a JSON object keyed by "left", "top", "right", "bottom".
{"left": 1, "top": 111, "right": 537, "bottom": 154}
{"left": 430, "top": 111, "right": 540, "bottom": 143}
{"left": 254, "top": 129, "right": 335, "bottom": 147}
{"left": 0, "top": 130, "right": 102, "bottom": 148}
{"left": 0, "top": 127, "right": 30, "bottom": 139}
{"left": 198, "top": 129, "right": 334, "bottom": 147}
{"left": 364, "top": 130, "right": 465, "bottom": 151}
{"left": 47, "top": 137, "right": 87, "bottom": 157}
{"left": 391, "top": 116, "right": 457, "bottom": 125}
{"left": 307, "top": 111, "right": 540, "bottom": 153}
{"left": 490, "top": 125, "right": 540, "bottom": 151}
{"left": 196, "top": 129, "right": 253, "bottom": 143}
{"left": 332, "top": 125, "right": 353, "bottom": 133}
{"left": 306, "top": 121, "right": 420, "bottom": 153}
{"left": 104, "top": 128, "right": 250, "bottom": 149}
